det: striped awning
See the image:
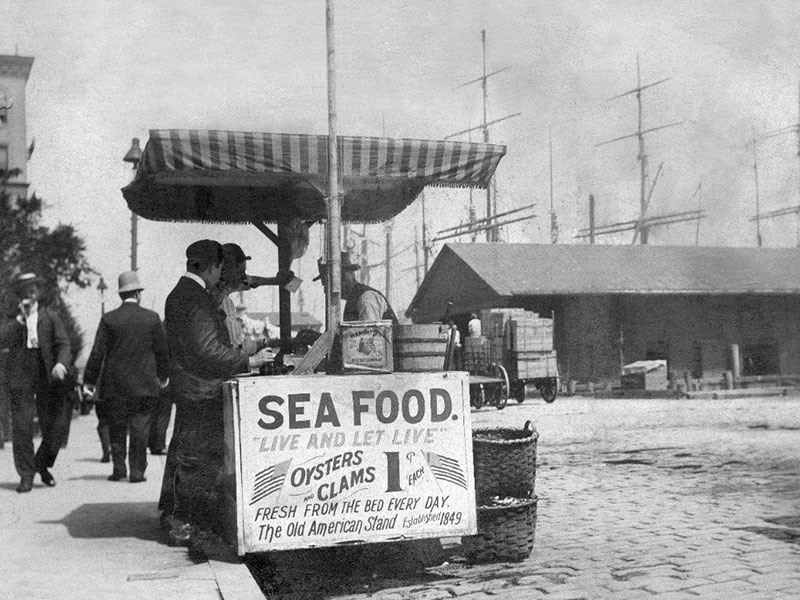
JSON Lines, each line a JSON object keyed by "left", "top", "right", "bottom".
{"left": 122, "top": 129, "right": 506, "bottom": 224}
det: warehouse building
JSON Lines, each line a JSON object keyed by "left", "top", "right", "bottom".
{"left": 406, "top": 243, "right": 800, "bottom": 389}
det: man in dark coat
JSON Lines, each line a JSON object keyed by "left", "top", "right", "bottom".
{"left": 83, "top": 271, "right": 170, "bottom": 483}
{"left": 159, "top": 239, "right": 272, "bottom": 545}
{"left": 1, "top": 272, "right": 72, "bottom": 493}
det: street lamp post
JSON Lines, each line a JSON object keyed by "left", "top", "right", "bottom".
{"left": 97, "top": 276, "right": 107, "bottom": 316}
{"left": 123, "top": 138, "right": 142, "bottom": 271}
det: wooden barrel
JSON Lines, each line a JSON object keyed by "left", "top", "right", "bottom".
{"left": 393, "top": 324, "right": 449, "bottom": 372}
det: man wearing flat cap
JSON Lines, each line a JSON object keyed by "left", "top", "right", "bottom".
{"left": 159, "top": 239, "right": 273, "bottom": 545}
{"left": 316, "top": 251, "right": 398, "bottom": 324}
{"left": 83, "top": 271, "right": 170, "bottom": 483}
{"left": 1, "top": 272, "right": 71, "bottom": 493}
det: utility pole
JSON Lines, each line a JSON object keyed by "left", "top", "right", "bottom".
{"left": 693, "top": 181, "right": 703, "bottom": 246}
{"left": 589, "top": 194, "right": 596, "bottom": 244}
{"left": 752, "top": 125, "right": 763, "bottom": 247}
{"left": 384, "top": 221, "right": 392, "bottom": 307}
{"left": 549, "top": 126, "right": 558, "bottom": 244}
{"left": 596, "top": 57, "right": 682, "bottom": 244}
{"left": 421, "top": 191, "right": 430, "bottom": 275}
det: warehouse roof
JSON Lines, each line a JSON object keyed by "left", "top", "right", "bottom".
{"left": 407, "top": 243, "right": 800, "bottom": 321}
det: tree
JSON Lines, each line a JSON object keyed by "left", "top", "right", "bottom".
{"left": 1, "top": 169, "right": 96, "bottom": 360}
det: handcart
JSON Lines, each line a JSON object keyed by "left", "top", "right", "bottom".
{"left": 509, "top": 374, "right": 558, "bottom": 404}
{"left": 462, "top": 338, "right": 509, "bottom": 410}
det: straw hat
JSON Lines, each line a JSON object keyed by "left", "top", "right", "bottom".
{"left": 11, "top": 272, "right": 44, "bottom": 288}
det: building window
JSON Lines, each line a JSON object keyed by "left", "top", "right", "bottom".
{"left": 0, "top": 145, "right": 8, "bottom": 171}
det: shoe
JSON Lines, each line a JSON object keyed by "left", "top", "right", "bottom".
{"left": 16, "top": 478, "right": 33, "bottom": 493}
{"left": 39, "top": 469, "right": 55, "bottom": 487}
{"left": 107, "top": 473, "right": 126, "bottom": 481}
{"left": 168, "top": 523, "right": 194, "bottom": 547}
{"left": 150, "top": 448, "right": 164, "bottom": 456}
{"left": 129, "top": 475, "right": 147, "bottom": 483}
{"left": 100, "top": 454, "right": 111, "bottom": 463}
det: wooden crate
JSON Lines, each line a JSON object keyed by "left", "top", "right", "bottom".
{"left": 507, "top": 350, "right": 558, "bottom": 380}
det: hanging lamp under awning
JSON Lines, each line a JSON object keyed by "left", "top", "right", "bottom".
{"left": 122, "top": 129, "right": 507, "bottom": 224}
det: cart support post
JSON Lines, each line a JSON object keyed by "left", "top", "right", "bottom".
{"left": 277, "top": 221, "right": 293, "bottom": 353}
{"left": 325, "top": 0, "right": 342, "bottom": 334}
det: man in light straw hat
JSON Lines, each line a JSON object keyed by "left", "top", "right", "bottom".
{"left": 1, "top": 272, "right": 71, "bottom": 493}
{"left": 83, "top": 271, "right": 170, "bottom": 483}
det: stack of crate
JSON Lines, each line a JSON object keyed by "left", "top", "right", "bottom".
{"left": 505, "top": 311, "right": 557, "bottom": 380}
{"left": 480, "top": 308, "right": 525, "bottom": 366}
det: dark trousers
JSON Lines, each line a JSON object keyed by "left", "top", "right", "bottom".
{"left": 0, "top": 385, "right": 11, "bottom": 443}
{"left": 107, "top": 396, "right": 157, "bottom": 479}
{"left": 95, "top": 400, "right": 111, "bottom": 459}
{"left": 160, "top": 400, "right": 225, "bottom": 533}
{"left": 148, "top": 392, "right": 173, "bottom": 452}
{"left": 9, "top": 384, "right": 71, "bottom": 479}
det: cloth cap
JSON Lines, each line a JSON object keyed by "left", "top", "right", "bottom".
{"left": 11, "top": 272, "right": 43, "bottom": 288}
{"left": 222, "top": 243, "right": 251, "bottom": 263}
{"left": 186, "top": 239, "right": 223, "bottom": 263}
{"left": 313, "top": 251, "right": 360, "bottom": 281}
{"left": 118, "top": 271, "right": 144, "bottom": 293}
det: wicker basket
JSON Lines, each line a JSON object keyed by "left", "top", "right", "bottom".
{"left": 462, "top": 496, "right": 538, "bottom": 563}
{"left": 472, "top": 420, "right": 538, "bottom": 502}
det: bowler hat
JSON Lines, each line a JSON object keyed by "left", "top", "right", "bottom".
{"left": 186, "top": 239, "right": 223, "bottom": 263}
{"left": 118, "top": 271, "right": 144, "bottom": 293}
{"left": 222, "top": 243, "right": 251, "bottom": 263}
{"left": 11, "top": 272, "right": 43, "bottom": 288}
{"left": 313, "top": 252, "right": 360, "bottom": 281}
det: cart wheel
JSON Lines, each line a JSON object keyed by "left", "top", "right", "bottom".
{"left": 490, "top": 364, "right": 509, "bottom": 410}
{"left": 540, "top": 381, "right": 557, "bottom": 404}
{"left": 513, "top": 381, "right": 526, "bottom": 403}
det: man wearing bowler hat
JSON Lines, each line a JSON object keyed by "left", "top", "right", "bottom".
{"left": 1, "top": 272, "right": 71, "bottom": 493}
{"left": 315, "top": 251, "right": 398, "bottom": 324}
{"left": 159, "top": 240, "right": 273, "bottom": 546}
{"left": 83, "top": 271, "right": 170, "bottom": 483}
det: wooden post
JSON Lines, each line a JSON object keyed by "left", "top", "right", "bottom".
{"left": 731, "top": 344, "right": 741, "bottom": 386}
{"left": 277, "top": 221, "right": 292, "bottom": 353}
{"left": 325, "top": 0, "right": 342, "bottom": 333}
{"left": 589, "top": 194, "right": 596, "bottom": 244}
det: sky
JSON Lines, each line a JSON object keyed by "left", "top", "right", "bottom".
{"left": 3, "top": 0, "right": 800, "bottom": 364}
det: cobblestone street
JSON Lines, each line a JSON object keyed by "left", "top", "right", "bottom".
{"left": 258, "top": 394, "right": 800, "bottom": 599}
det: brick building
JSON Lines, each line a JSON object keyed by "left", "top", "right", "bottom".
{"left": 0, "top": 54, "right": 34, "bottom": 198}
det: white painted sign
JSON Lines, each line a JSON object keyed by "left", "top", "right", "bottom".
{"left": 223, "top": 372, "right": 476, "bottom": 553}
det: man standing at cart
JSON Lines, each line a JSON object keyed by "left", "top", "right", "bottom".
{"left": 160, "top": 239, "right": 273, "bottom": 547}
{"left": 315, "top": 251, "right": 399, "bottom": 324}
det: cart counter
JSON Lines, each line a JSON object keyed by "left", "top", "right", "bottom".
{"left": 222, "top": 371, "right": 476, "bottom": 555}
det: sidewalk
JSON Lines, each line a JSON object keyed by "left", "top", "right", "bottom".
{"left": 0, "top": 409, "right": 263, "bottom": 600}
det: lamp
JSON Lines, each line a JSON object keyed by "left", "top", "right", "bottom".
{"left": 123, "top": 138, "right": 142, "bottom": 271}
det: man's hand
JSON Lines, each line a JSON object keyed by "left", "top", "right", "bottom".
{"left": 158, "top": 377, "right": 170, "bottom": 389}
{"left": 248, "top": 347, "right": 274, "bottom": 369}
{"left": 242, "top": 338, "right": 259, "bottom": 356}
{"left": 276, "top": 270, "right": 295, "bottom": 287}
{"left": 51, "top": 363, "right": 68, "bottom": 380}
{"left": 83, "top": 384, "right": 96, "bottom": 399}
